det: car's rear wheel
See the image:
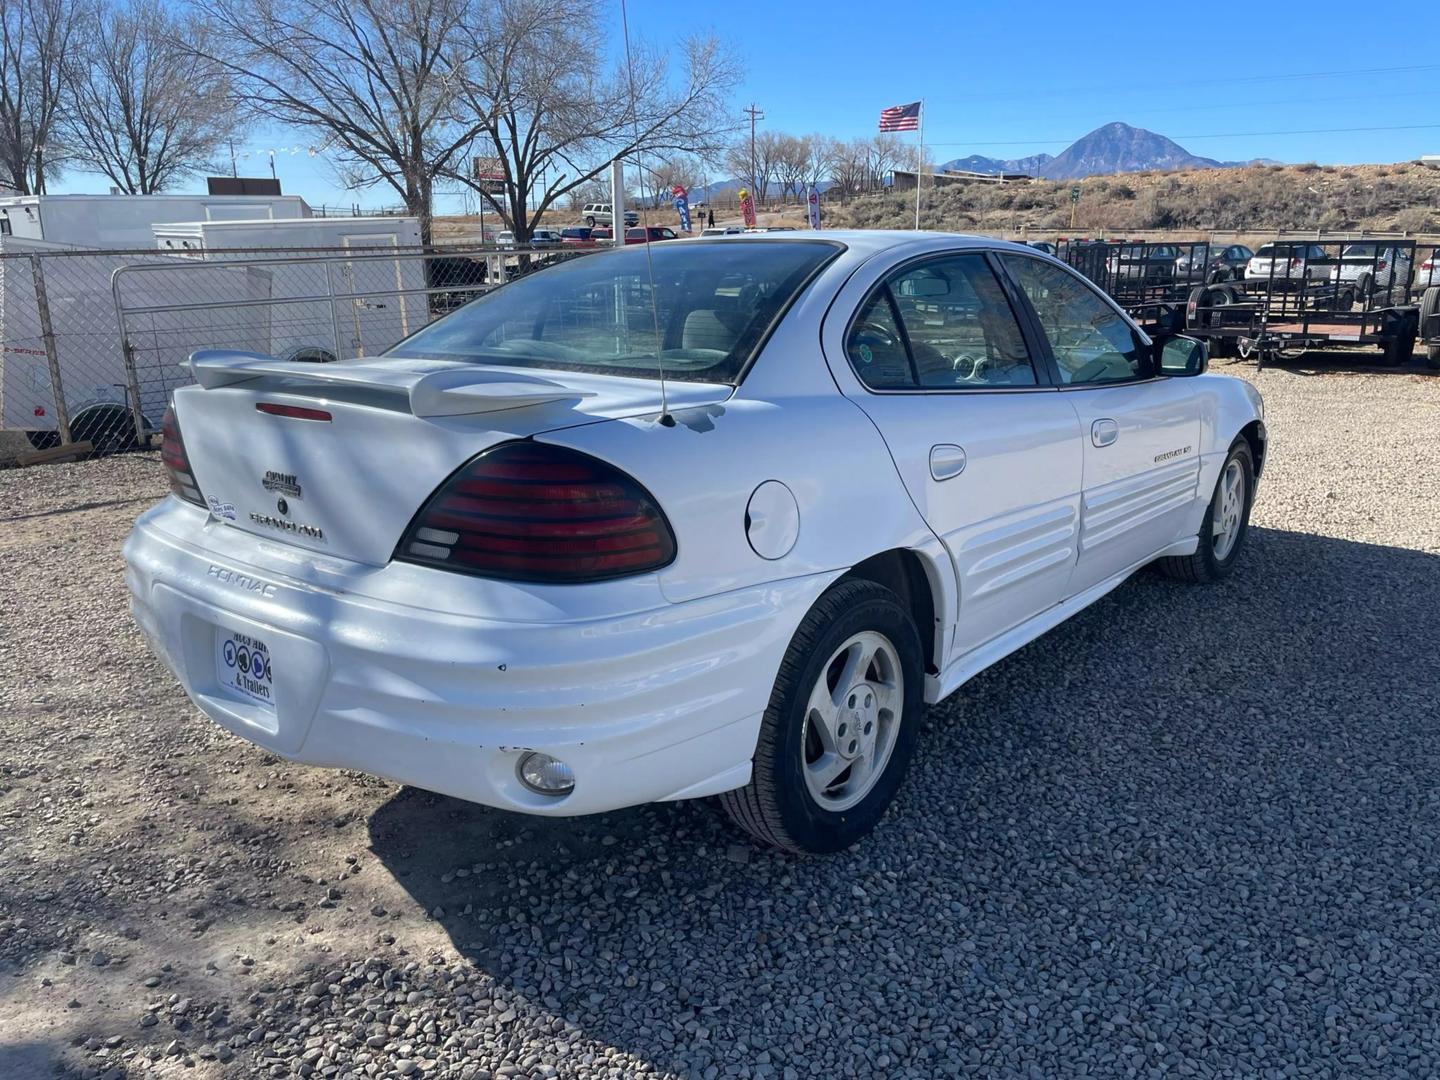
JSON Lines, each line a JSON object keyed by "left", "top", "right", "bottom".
{"left": 721, "top": 579, "right": 923, "bottom": 853}
{"left": 584, "top": 215, "right": 596, "bottom": 227}
{"left": 1158, "top": 439, "right": 1255, "bottom": 583}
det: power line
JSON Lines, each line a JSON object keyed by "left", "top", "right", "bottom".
{"left": 952, "top": 63, "right": 1440, "bottom": 104}
{"left": 926, "top": 122, "right": 1440, "bottom": 149}
{"left": 972, "top": 87, "right": 1440, "bottom": 127}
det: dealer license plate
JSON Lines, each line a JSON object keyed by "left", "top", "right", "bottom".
{"left": 216, "top": 630, "right": 274, "bottom": 710}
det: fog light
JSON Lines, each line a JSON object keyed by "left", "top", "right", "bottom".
{"left": 517, "top": 752, "right": 575, "bottom": 796}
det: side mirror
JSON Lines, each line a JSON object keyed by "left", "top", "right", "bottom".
{"left": 1157, "top": 334, "right": 1208, "bottom": 377}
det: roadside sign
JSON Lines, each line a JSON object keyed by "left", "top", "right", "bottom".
{"left": 1070, "top": 187, "right": 1081, "bottom": 203}
{"left": 472, "top": 157, "right": 507, "bottom": 195}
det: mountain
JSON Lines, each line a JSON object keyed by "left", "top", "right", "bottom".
{"left": 937, "top": 153, "right": 1054, "bottom": 175}
{"left": 1034, "top": 122, "right": 1222, "bottom": 179}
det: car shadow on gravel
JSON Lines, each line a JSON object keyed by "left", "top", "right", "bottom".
{"left": 366, "top": 525, "right": 1440, "bottom": 1076}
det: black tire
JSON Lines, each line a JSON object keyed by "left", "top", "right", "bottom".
{"left": 1158, "top": 439, "right": 1255, "bottom": 584}
{"left": 1354, "top": 271, "right": 1374, "bottom": 303}
{"left": 71, "top": 404, "right": 142, "bottom": 455}
{"left": 1420, "top": 287, "right": 1440, "bottom": 370}
{"left": 720, "top": 579, "right": 924, "bottom": 854}
{"left": 584, "top": 215, "right": 596, "bottom": 228}
{"left": 1381, "top": 312, "right": 1417, "bottom": 367}
{"left": 1187, "top": 284, "right": 1234, "bottom": 331}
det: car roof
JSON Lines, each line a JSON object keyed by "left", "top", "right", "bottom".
{"left": 681, "top": 229, "right": 1023, "bottom": 256}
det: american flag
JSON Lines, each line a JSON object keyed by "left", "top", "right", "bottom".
{"left": 878, "top": 101, "right": 921, "bottom": 132}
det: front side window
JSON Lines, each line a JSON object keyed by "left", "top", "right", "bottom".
{"left": 389, "top": 240, "right": 840, "bottom": 383}
{"left": 1001, "top": 256, "right": 1148, "bottom": 386}
{"left": 845, "top": 254, "right": 1037, "bottom": 390}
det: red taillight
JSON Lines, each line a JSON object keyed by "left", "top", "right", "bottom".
{"left": 396, "top": 442, "right": 677, "bottom": 583}
{"left": 161, "top": 405, "right": 205, "bottom": 507}
{"left": 256, "top": 402, "right": 332, "bottom": 421}
{"left": 1376, "top": 260, "right": 1388, "bottom": 271}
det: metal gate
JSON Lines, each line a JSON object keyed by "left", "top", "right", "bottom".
{"left": 109, "top": 244, "right": 591, "bottom": 450}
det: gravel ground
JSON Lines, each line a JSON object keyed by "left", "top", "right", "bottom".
{"left": 3, "top": 357, "right": 1440, "bottom": 1080}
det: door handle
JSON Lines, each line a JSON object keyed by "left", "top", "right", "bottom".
{"left": 1091, "top": 419, "right": 1119, "bottom": 448}
{"left": 929, "top": 444, "right": 967, "bottom": 481}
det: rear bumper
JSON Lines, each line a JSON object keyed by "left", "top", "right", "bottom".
{"left": 124, "top": 500, "right": 832, "bottom": 815}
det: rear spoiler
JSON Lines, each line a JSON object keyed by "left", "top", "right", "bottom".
{"left": 186, "top": 350, "right": 594, "bottom": 417}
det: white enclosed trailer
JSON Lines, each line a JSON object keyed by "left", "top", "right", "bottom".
{"left": 3, "top": 214, "right": 424, "bottom": 449}
{"left": 147, "top": 216, "right": 427, "bottom": 364}
{"left": 1, "top": 236, "right": 272, "bottom": 445}
{"left": 0, "top": 194, "right": 310, "bottom": 249}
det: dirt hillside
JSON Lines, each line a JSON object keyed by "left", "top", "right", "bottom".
{"left": 833, "top": 161, "right": 1440, "bottom": 237}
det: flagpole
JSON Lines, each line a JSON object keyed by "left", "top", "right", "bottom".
{"left": 914, "top": 99, "right": 924, "bottom": 230}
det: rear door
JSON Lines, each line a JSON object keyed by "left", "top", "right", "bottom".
{"left": 823, "top": 249, "right": 1084, "bottom": 660}
{"left": 998, "top": 254, "right": 1201, "bottom": 596}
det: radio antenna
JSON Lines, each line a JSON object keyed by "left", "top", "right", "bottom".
{"left": 618, "top": 0, "right": 675, "bottom": 427}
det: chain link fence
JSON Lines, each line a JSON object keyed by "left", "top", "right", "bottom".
{"left": 0, "top": 240, "right": 597, "bottom": 458}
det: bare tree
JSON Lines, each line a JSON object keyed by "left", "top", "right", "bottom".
{"left": 0, "top": 0, "right": 77, "bottom": 193}
{"left": 196, "top": 0, "right": 491, "bottom": 242}
{"left": 61, "top": 0, "right": 230, "bottom": 193}
{"left": 725, "top": 128, "right": 781, "bottom": 207}
{"left": 827, "top": 139, "right": 868, "bottom": 202}
{"left": 448, "top": 0, "right": 739, "bottom": 240}
{"left": 865, "top": 134, "right": 905, "bottom": 193}
{"left": 773, "top": 133, "right": 810, "bottom": 203}
{"left": 637, "top": 153, "right": 702, "bottom": 211}
{"left": 804, "top": 134, "right": 836, "bottom": 193}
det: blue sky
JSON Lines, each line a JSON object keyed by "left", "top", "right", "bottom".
{"left": 55, "top": 0, "right": 1440, "bottom": 210}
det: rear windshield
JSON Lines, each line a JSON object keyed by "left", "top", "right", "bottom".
{"left": 1341, "top": 244, "right": 1385, "bottom": 257}
{"left": 388, "top": 240, "right": 841, "bottom": 383}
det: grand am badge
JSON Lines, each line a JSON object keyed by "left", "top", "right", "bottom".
{"left": 249, "top": 512, "right": 324, "bottom": 540}
{"left": 262, "top": 470, "right": 302, "bottom": 498}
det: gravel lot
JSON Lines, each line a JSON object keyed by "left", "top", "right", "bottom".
{"left": 3, "top": 357, "right": 1440, "bottom": 1080}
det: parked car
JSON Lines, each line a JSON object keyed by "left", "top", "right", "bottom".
{"left": 529, "top": 229, "right": 563, "bottom": 248}
{"left": 1414, "top": 247, "right": 1439, "bottom": 290}
{"left": 560, "top": 227, "right": 596, "bottom": 245}
{"left": 1025, "top": 241, "right": 1058, "bottom": 256}
{"left": 1105, "top": 244, "right": 1179, "bottom": 282}
{"left": 125, "top": 233, "right": 1264, "bottom": 853}
{"left": 1175, "top": 244, "right": 1253, "bottom": 282}
{"left": 495, "top": 230, "right": 516, "bottom": 248}
{"left": 624, "top": 226, "right": 678, "bottom": 244}
{"left": 701, "top": 226, "right": 744, "bottom": 236}
{"left": 1328, "top": 243, "right": 1413, "bottom": 296}
{"left": 581, "top": 202, "right": 640, "bottom": 228}
{"left": 1246, "top": 243, "right": 1330, "bottom": 283}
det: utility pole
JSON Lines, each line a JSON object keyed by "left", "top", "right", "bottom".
{"left": 743, "top": 103, "right": 764, "bottom": 203}
{"left": 228, "top": 140, "right": 237, "bottom": 177}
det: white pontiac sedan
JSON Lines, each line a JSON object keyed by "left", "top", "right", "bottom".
{"left": 124, "top": 232, "right": 1266, "bottom": 853}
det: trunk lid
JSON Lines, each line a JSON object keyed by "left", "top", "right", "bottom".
{"left": 174, "top": 352, "right": 730, "bottom": 566}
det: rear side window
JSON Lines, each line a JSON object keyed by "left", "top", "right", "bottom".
{"left": 846, "top": 254, "right": 1036, "bottom": 390}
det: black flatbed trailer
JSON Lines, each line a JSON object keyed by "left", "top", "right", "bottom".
{"left": 1063, "top": 238, "right": 1435, "bottom": 369}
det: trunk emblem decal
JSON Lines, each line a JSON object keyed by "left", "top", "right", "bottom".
{"left": 263, "top": 471, "right": 302, "bottom": 498}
